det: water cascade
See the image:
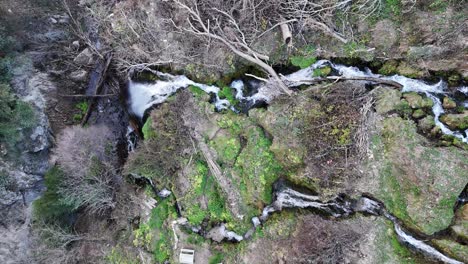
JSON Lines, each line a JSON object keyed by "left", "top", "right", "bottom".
{"left": 127, "top": 60, "right": 467, "bottom": 144}
{"left": 193, "top": 180, "right": 464, "bottom": 264}
{"left": 125, "top": 62, "right": 467, "bottom": 263}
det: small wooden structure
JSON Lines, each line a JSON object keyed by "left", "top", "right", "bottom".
{"left": 179, "top": 248, "right": 195, "bottom": 264}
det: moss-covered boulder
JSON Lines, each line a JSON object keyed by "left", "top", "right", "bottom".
{"left": 403, "top": 92, "right": 423, "bottom": 109}
{"left": 417, "top": 115, "right": 435, "bottom": 132}
{"left": 439, "top": 111, "right": 468, "bottom": 130}
{"left": 369, "top": 116, "right": 467, "bottom": 234}
{"left": 442, "top": 97, "right": 457, "bottom": 109}
{"left": 450, "top": 204, "right": 468, "bottom": 242}
{"left": 250, "top": 100, "right": 310, "bottom": 170}
{"left": 375, "top": 88, "right": 402, "bottom": 114}
{"left": 397, "top": 62, "right": 425, "bottom": 78}
{"left": 412, "top": 109, "right": 425, "bottom": 119}
{"left": 432, "top": 239, "right": 467, "bottom": 263}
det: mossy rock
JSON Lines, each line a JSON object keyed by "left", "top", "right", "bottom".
{"left": 442, "top": 97, "right": 457, "bottom": 109}
{"left": 375, "top": 88, "right": 402, "bottom": 114}
{"left": 312, "top": 66, "right": 332, "bottom": 77}
{"left": 371, "top": 116, "right": 468, "bottom": 234}
{"left": 417, "top": 115, "right": 435, "bottom": 132}
{"left": 450, "top": 204, "right": 468, "bottom": 242}
{"left": 439, "top": 111, "right": 468, "bottom": 130}
{"left": 412, "top": 109, "right": 425, "bottom": 119}
{"left": 397, "top": 62, "right": 425, "bottom": 78}
{"left": 402, "top": 92, "right": 424, "bottom": 109}
{"left": 210, "top": 131, "right": 241, "bottom": 166}
{"left": 432, "top": 239, "right": 468, "bottom": 263}
{"left": 379, "top": 60, "right": 399, "bottom": 75}
{"left": 395, "top": 99, "right": 412, "bottom": 117}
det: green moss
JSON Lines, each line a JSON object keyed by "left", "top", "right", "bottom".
{"left": 412, "top": 109, "right": 425, "bottom": 119}
{"left": 384, "top": 0, "right": 402, "bottom": 16}
{"left": 291, "top": 56, "right": 317, "bottom": 69}
{"left": 234, "top": 126, "right": 283, "bottom": 204}
{"left": 290, "top": 45, "right": 316, "bottom": 69}
{"left": 142, "top": 116, "right": 156, "bottom": 140}
{"left": 217, "top": 114, "right": 243, "bottom": 135}
{"left": 375, "top": 117, "right": 467, "bottom": 234}
{"left": 210, "top": 134, "right": 241, "bottom": 166}
{"left": 105, "top": 248, "right": 139, "bottom": 264}
{"left": 209, "top": 252, "right": 225, "bottom": 264}
{"left": 312, "top": 66, "right": 332, "bottom": 77}
{"left": 33, "top": 166, "right": 75, "bottom": 224}
{"left": 395, "top": 100, "right": 412, "bottom": 118}
{"left": 344, "top": 41, "right": 373, "bottom": 60}
{"left": 134, "top": 197, "right": 177, "bottom": 263}
{"left": 397, "top": 63, "right": 424, "bottom": 78}
{"left": 219, "top": 86, "right": 238, "bottom": 106}
{"left": 429, "top": 0, "right": 449, "bottom": 13}
{"left": 432, "top": 240, "right": 467, "bottom": 263}
{"left": 379, "top": 60, "right": 399, "bottom": 75}
{"left": 188, "top": 85, "right": 206, "bottom": 98}
{"left": 186, "top": 204, "right": 207, "bottom": 225}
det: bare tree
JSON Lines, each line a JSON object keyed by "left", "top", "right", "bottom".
{"left": 171, "top": 0, "right": 294, "bottom": 95}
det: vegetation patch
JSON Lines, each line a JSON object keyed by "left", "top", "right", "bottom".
{"left": 0, "top": 84, "right": 36, "bottom": 154}
{"left": 218, "top": 86, "right": 239, "bottom": 107}
{"left": 73, "top": 101, "right": 88, "bottom": 122}
{"left": 290, "top": 45, "right": 316, "bottom": 69}
{"left": 33, "top": 166, "right": 75, "bottom": 224}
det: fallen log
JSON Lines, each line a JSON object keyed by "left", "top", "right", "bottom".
{"left": 302, "top": 76, "right": 403, "bottom": 89}
{"left": 80, "top": 52, "right": 113, "bottom": 126}
{"left": 59, "top": 94, "right": 117, "bottom": 98}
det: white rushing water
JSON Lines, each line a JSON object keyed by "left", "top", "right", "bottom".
{"left": 127, "top": 60, "right": 467, "bottom": 143}
{"left": 393, "top": 223, "right": 463, "bottom": 264}
{"left": 282, "top": 60, "right": 467, "bottom": 143}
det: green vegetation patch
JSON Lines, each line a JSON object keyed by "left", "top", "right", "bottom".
{"left": 105, "top": 247, "right": 139, "bottom": 264}
{"left": 218, "top": 86, "right": 239, "bottom": 107}
{"left": 133, "top": 197, "right": 177, "bottom": 263}
{"left": 234, "top": 126, "right": 283, "bottom": 204}
{"left": 142, "top": 116, "right": 156, "bottom": 140}
{"left": 209, "top": 133, "right": 241, "bottom": 166}
{"left": 290, "top": 45, "right": 317, "bottom": 69}
{"left": 33, "top": 166, "right": 75, "bottom": 224}
{"left": 189, "top": 85, "right": 205, "bottom": 98}
{"left": 73, "top": 101, "right": 88, "bottom": 121}
{"left": 182, "top": 160, "right": 234, "bottom": 226}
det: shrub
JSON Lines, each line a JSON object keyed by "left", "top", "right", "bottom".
{"left": 0, "top": 83, "right": 36, "bottom": 150}
{"left": 33, "top": 166, "right": 75, "bottom": 223}
{"left": 54, "top": 125, "right": 117, "bottom": 214}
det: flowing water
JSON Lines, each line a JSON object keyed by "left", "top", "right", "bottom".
{"left": 125, "top": 62, "right": 467, "bottom": 263}
{"left": 127, "top": 60, "right": 467, "bottom": 144}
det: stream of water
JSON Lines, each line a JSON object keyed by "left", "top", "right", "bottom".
{"left": 127, "top": 60, "right": 467, "bottom": 143}
{"left": 125, "top": 62, "right": 467, "bottom": 263}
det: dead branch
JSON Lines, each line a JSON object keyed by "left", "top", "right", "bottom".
{"left": 59, "top": 94, "right": 117, "bottom": 98}
{"left": 304, "top": 18, "right": 348, "bottom": 43}
{"left": 303, "top": 76, "right": 403, "bottom": 89}
{"left": 173, "top": 0, "right": 293, "bottom": 95}
{"left": 192, "top": 131, "right": 243, "bottom": 219}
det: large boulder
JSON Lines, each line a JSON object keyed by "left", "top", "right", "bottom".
{"left": 442, "top": 97, "right": 456, "bottom": 109}
{"left": 439, "top": 111, "right": 468, "bottom": 130}
{"left": 375, "top": 88, "right": 402, "bottom": 114}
